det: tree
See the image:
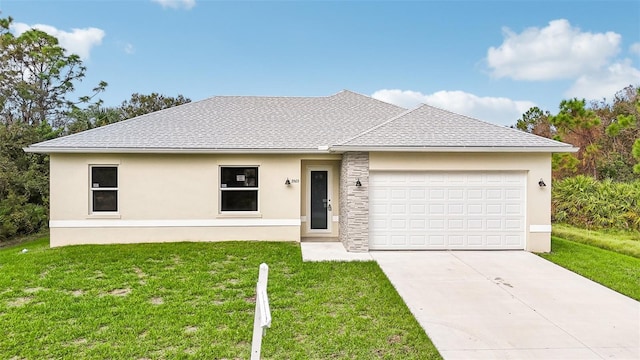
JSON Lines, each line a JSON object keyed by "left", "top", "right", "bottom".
{"left": 0, "top": 16, "right": 106, "bottom": 127}
{"left": 63, "top": 93, "right": 192, "bottom": 134}
{"left": 120, "top": 92, "right": 191, "bottom": 120}
{"left": 65, "top": 104, "right": 123, "bottom": 134}
{"left": 0, "top": 16, "right": 105, "bottom": 240}
{"left": 0, "top": 122, "right": 55, "bottom": 239}
{"left": 516, "top": 106, "right": 553, "bottom": 138}
{"left": 514, "top": 86, "right": 640, "bottom": 181}
{"left": 549, "top": 98, "right": 603, "bottom": 178}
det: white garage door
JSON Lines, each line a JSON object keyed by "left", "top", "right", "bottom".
{"left": 369, "top": 172, "right": 526, "bottom": 250}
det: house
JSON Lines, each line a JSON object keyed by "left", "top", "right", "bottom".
{"left": 26, "top": 90, "right": 576, "bottom": 251}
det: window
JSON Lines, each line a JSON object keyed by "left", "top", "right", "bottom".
{"left": 90, "top": 166, "right": 118, "bottom": 213}
{"left": 220, "top": 166, "right": 258, "bottom": 212}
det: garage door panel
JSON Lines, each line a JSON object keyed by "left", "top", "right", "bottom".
{"left": 369, "top": 171, "right": 526, "bottom": 250}
{"left": 486, "top": 189, "right": 503, "bottom": 200}
{"left": 468, "top": 203, "right": 483, "bottom": 215}
{"left": 409, "top": 204, "right": 426, "bottom": 215}
{"left": 409, "top": 188, "right": 426, "bottom": 199}
{"left": 486, "top": 219, "right": 502, "bottom": 230}
{"left": 448, "top": 204, "right": 464, "bottom": 214}
{"left": 505, "top": 204, "right": 522, "bottom": 215}
{"left": 429, "top": 188, "right": 445, "bottom": 200}
{"left": 390, "top": 203, "right": 406, "bottom": 214}
{"left": 448, "top": 189, "right": 464, "bottom": 200}
{"left": 448, "top": 235, "right": 464, "bottom": 246}
{"left": 448, "top": 219, "right": 464, "bottom": 230}
{"left": 429, "top": 219, "right": 445, "bottom": 229}
{"left": 469, "top": 220, "right": 486, "bottom": 231}
{"left": 429, "top": 204, "right": 445, "bottom": 215}
{"left": 410, "top": 235, "right": 426, "bottom": 245}
{"left": 505, "top": 189, "right": 522, "bottom": 199}
{"left": 505, "top": 218, "right": 523, "bottom": 230}
{"left": 486, "top": 204, "right": 502, "bottom": 214}
{"left": 428, "top": 235, "right": 445, "bottom": 246}
{"left": 391, "top": 189, "right": 407, "bottom": 200}
{"left": 468, "top": 189, "right": 483, "bottom": 199}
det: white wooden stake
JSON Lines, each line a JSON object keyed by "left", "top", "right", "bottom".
{"left": 250, "top": 263, "right": 271, "bottom": 360}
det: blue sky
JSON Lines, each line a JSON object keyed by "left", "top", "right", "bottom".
{"left": 2, "top": 0, "right": 639, "bottom": 125}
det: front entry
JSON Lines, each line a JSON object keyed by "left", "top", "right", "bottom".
{"left": 309, "top": 169, "right": 331, "bottom": 231}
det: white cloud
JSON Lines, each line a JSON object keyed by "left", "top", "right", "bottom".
{"left": 565, "top": 59, "right": 640, "bottom": 100}
{"left": 151, "top": 0, "right": 196, "bottom": 9}
{"left": 124, "top": 43, "right": 135, "bottom": 54}
{"left": 372, "top": 89, "right": 535, "bottom": 125}
{"left": 11, "top": 22, "right": 105, "bottom": 60}
{"left": 487, "top": 19, "right": 621, "bottom": 81}
{"left": 630, "top": 43, "right": 640, "bottom": 56}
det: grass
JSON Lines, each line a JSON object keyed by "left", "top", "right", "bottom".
{"left": 552, "top": 223, "right": 640, "bottom": 258}
{"left": 0, "top": 236, "right": 440, "bottom": 360}
{"left": 540, "top": 237, "right": 640, "bottom": 301}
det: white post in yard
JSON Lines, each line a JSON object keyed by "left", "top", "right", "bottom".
{"left": 250, "top": 263, "right": 271, "bottom": 360}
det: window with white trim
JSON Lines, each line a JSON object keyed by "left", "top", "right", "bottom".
{"left": 90, "top": 166, "right": 118, "bottom": 213}
{"left": 220, "top": 166, "right": 258, "bottom": 212}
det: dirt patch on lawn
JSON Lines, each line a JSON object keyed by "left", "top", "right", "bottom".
{"left": 24, "top": 287, "right": 45, "bottom": 294}
{"left": 150, "top": 297, "right": 164, "bottom": 305}
{"left": 133, "top": 266, "right": 147, "bottom": 285}
{"left": 107, "top": 288, "right": 131, "bottom": 296}
{"left": 7, "top": 297, "right": 32, "bottom": 307}
{"left": 184, "top": 325, "right": 198, "bottom": 333}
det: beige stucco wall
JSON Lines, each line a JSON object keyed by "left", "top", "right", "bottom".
{"left": 49, "top": 153, "right": 311, "bottom": 247}
{"left": 49, "top": 151, "right": 553, "bottom": 252}
{"left": 369, "top": 152, "right": 553, "bottom": 252}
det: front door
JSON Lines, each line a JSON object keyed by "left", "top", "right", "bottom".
{"left": 310, "top": 170, "right": 330, "bottom": 230}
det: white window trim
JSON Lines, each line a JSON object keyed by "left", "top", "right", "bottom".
{"left": 219, "top": 165, "right": 260, "bottom": 214}
{"left": 89, "top": 165, "right": 119, "bottom": 215}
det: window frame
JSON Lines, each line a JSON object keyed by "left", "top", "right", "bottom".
{"left": 89, "top": 165, "right": 119, "bottom": 214}
{"left": 219, "top": 165, "right": 259, "bottom": 213}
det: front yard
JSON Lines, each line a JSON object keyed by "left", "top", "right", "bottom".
{"left": 0, "top": 236, "right": 440, "bottom": 359}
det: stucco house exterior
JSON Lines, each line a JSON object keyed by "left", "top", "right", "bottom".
{"left": 26, "top": 90, "right": 576, "bottom": 251}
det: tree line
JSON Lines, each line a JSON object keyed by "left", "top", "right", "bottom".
{"left": 0, "top": 16, "right": 190, "bottom": 240}
{"left": 515, "top": 85, "right": 640, "bottom": 181}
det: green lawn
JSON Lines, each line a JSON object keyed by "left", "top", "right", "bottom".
{"left": 0, "top": 236, "right": 441, "bottom": 359}
{"left": 552, "top": 223, "right": 640, "bottom": 258}
{"left": 540, "top": 237, "right": 640, "bottom": 301}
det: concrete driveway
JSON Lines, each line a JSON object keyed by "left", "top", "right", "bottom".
{"left": 371, "top": 251, "right": 640, "bottom": 360}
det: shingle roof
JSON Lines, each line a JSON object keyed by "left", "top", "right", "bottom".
{"left": 26, "top": 90, "right": 574, "bottom": 153}
{"left": 337, "top": 104, "right": 572, "bottom": 149}
{"left": 27, "top": 90, "right": 405, "bottom": 152}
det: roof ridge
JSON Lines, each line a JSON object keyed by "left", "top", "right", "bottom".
{"left": 337, "top": 105, "right": 420, "bottom": 145}
{"left": 337, "top": 89, "right": 408, "bottom": 110}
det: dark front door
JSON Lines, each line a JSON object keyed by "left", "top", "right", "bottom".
{"left": 310, "top": 170, "right": 329, "bottom": 230}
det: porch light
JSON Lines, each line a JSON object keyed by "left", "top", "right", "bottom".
{"left": 355, "top": 178, "right": 362, "bottom": 187}
{"left": 285, "top": 178, "right": 291, "bottom": 186}
{"left": 538, "top": 178, "right": 546, "bottom": 187}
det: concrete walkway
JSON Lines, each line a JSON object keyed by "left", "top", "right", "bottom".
{"left": 372, "top": 251, "right": 640, "bottom": 360}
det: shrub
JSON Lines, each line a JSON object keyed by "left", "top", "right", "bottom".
{"left": 552, "top": 175, "right": 640, "bottom": 230}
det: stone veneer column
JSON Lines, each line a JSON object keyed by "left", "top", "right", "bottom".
{"left": 339, "top": 152, "right": 369, "bottom": 252}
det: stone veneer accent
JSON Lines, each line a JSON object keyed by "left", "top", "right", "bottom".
{"left": 339, "top": 152, "right": 370, "bottom": 252}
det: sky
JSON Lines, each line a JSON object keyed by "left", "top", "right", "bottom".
{"left": 1, "top": 0, "right": 639, "bottom": 125}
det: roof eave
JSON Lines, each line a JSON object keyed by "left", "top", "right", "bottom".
{"left": 23, "top": 146, "right": 333, "bottom": 155}
{"left": 329, "top": 146, "right": 579, "bottom": 153}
